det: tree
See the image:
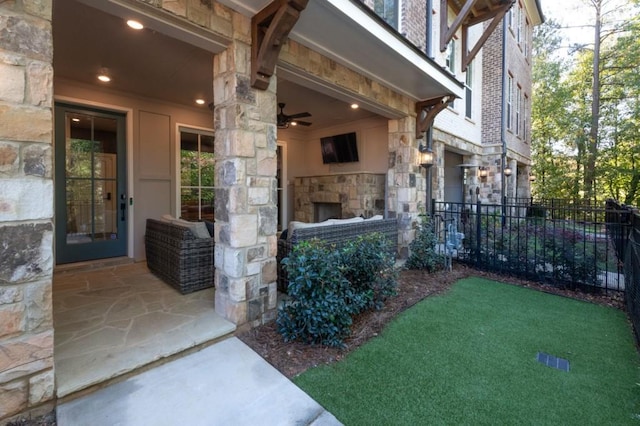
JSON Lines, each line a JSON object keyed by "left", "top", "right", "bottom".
{"left": 531, "top": 0, "right": 640, "bottom": 205}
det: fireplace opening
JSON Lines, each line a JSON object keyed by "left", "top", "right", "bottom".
{"left": 314, "top": 202, "right": 342, "bottom": 222}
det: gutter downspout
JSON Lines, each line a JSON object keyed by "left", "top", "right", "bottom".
{"left": 426, "top": 0, "right": 434, "bottom": 214}
{"left": 500, "top": 16, "right": 508, "bottom": 221}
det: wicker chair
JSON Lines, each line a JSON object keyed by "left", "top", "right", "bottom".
{"left": 145, "top": 218, "right": 214, "bottom": 294}
{"left": 277, "top": 218, "right": 398, "bottom": 292}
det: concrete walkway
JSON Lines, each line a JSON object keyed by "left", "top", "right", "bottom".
{"left": 57, "top": 337, "right": 342, "bottom": 426}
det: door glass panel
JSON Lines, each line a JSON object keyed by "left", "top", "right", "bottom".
{"left": 65, "top": 112, "right": 119, "bottom": 244}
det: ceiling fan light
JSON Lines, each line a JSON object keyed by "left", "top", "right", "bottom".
{"left": 290, "top": 121, "right": 297, "bottom": 126}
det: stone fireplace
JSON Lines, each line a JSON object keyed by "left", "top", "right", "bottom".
{"left": 314, "top": 202, "right": 342, "bottom": 222}
{"left": 294, "top": 173, "right": 386, "bottom": 222}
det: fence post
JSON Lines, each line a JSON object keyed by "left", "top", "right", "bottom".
{"left": 475, "top": 200, "right": 482, "bottom": 266}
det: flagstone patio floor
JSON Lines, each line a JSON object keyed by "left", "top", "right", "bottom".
{"left": 53, "top": 261, "right": 235, "bottom": 398}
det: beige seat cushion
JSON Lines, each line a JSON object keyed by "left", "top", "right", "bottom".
{"left": 171, "top": 218, "right": 211, "bottom": 239}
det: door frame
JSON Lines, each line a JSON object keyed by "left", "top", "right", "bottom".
{"left": 54, "top": 96, "right": 135, "bottom": 262}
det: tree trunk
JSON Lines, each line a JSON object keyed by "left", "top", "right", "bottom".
{"left": 585, "top": 0, "right": 602, "bottom": 201}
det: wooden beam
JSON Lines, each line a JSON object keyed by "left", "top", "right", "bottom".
{"left": 415, "top": 96, "right": 456, "bottom": 139}
{"left": 251, "top": 0, "right": 308, "bottom": 90}
{"left": 461, "top": 2, "right": 512, "bottom": 71}
{"left": 441, "top": 0, "right": 480, "bottom": 52}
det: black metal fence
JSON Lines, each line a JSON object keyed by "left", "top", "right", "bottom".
{"left": 432, "top": 199, "right": 630, "bottom": 293}
{"left": 606, "top": 199, "right": 640, "bottom": 342}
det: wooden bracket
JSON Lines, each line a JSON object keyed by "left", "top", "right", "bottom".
{"left": 416, "top": 96, "right": 456, "bottom": 139}
{"left": 251, "top": 0, "right": 308, "bottom": 90}
{"left": 440, "top": 0, "right": 514, "bottom": 71}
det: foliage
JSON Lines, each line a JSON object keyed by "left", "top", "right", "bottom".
{"left": 277, "top": 235, "right": 398, "bottom": 347}
{"left": 277, "top": 240, "right": 355, "bottom": 347}
{"left": 531, "top": 4, "right": 640, "bottom": 205}
{"left": 405, "top": 215, "right": 444, "bottom": 271}
{"left": 341, "top": 233, "right": 398, "bottom": 312}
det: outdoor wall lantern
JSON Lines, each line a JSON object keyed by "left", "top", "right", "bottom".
{"left": 529, "top": 173, "right": 536, "bottom": 182}
{"left": 418, "top": 143, "right": 435, "bottom": 169}
{"left": 504, "top": 166, "right": 513, "bottom": 177}
{"left": 478, "top": 166, "right": 489, "bottom": 180}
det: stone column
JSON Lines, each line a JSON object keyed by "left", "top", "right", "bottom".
{"left": 212, "top": 24, "right": 278, "bottom": 329}
{"left": 387, "top": 116, "right": 422, "bottom": 259}
{"left": 0, "top": 1, "right": 55, "bottom": 421}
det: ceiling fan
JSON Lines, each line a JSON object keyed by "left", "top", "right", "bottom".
{"left": 277, "top": 103, "right": 312, "bottom": 129}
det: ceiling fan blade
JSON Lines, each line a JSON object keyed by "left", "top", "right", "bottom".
{"left": 288, "top": 112, "right": 311, "bottom": 119}
{"left": 293, "top": 120, "right": 312, "bottom": 126}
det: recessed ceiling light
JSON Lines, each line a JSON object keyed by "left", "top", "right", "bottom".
{"left": 350, "top": 103, "right": 359, "bottom": 109}
{"left": 71, "top": 118, "right": 80, "bottom": 122}
{"left": 127, "top": 19, "right": 144, "bottom": 30}
{"left": 195, "top": 99, "right": 206, "bottom": 105}
{"left": 97, "top": 74, "right": 111, "bottom": 83}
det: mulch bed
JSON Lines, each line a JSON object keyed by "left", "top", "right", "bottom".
{"left": 238, "top": 264, "right": 625, "bottom": 379}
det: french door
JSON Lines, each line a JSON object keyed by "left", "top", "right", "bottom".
{"left": 54, "top": 104, "right": 127, "bottom": 264}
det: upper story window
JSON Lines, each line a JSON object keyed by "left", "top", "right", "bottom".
{"left": 445, "top": 40, "right": 456, "bottom": 74}
{"left": 516, "top": 4, "right": 523, "bottom": 44}
{"left": 515, "top": 85, "right": 522, "bottom": 136}
{"left": 524, "top": 19, "right": 530, "bottom": 58}
{"left": 507, "top": 74, "right": 514, "bottom": 130}
{"left": 508, "top": 7, "right": 514, "bottom": 30}
{"left": 465, "top": 61, "right": 473, "bottom": 119}
{"left": 523, "top": 94, "right": 529, "bottom": 142}
{"left": 374, "top": 0, "right": 400, "bottom": 30}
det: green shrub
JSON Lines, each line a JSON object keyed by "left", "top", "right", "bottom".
{"left": 406, "top": 215, "right": 444, "bottom": 271}
{"left": 277, "top": 234, "right": 399, "bottom": 347}
{"left": 277, "top": 239, "right": 355, "bottom": 347}
{"left": 341, "top": 233, "right": 398, "bottom": 312}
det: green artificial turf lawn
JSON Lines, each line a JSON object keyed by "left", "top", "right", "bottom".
{"left": 294, "top": 277, "right": 640, "bottom": 425}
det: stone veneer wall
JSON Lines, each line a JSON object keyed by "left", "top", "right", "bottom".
{"left": 293, "top": 173, "right": 386, "bottom": 222}
{"left": 0, "top": 1, "right": 55, "bottom": 421}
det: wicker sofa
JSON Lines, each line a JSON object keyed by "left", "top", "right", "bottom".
{"left": 145, "top": 218, "right": 214, "bottom": 294}
{"left": 277, "top": 217, "right": 398, "bottom": 292}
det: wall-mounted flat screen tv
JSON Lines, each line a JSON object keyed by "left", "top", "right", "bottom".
{"left": 321, "top": 132, "right": 359, "bottom": 164}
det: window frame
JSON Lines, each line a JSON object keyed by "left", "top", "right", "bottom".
{"left": 465, "top": 61, "right": 473, "bottom": 119}
{"left": 374, "top": 0, "right": 401, "bottom": 30}
{"left": 446, "top": 39, "right": 456, "bottom": 74}
{"left": 507, "top": 74, "right": 514, "bottom": 130}
{"left": 515, "top": 84, "right": 522, "bottom": 136}
{"left": 177, "top": 126, "right": 215, "bottom": 222}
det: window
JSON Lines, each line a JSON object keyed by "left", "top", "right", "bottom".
{"left": 524, "top": 20, "right": 530, "bottom": 58}
{"left": 523, "top": 94, "right": 529, "bottom": 142}
{"left": 374, "top": 0, "right": 400, "bottom": 29}
{"left": 446, "top": 40, "right": 456, "bottom": 74}
{"left": 465, "top": 61, "right": 473, "bottom": 119}
{"left": 516, "top": 4, "right": 522, "bottom": 44}
{"left": 508, "top": 7, "right": 514, "bottom": 30}
{"left": 516, "top": 85, "right": 522, "bottom": 136}
{"left": 179, "top": 128, "right": 215, "bottom": 221}
{"left": 507, "top": 74, "right": 513, "bottom": 130}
